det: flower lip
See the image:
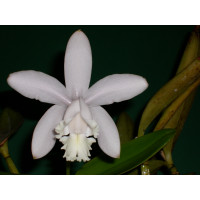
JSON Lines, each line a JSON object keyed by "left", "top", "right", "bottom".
{"left": 61, "top": 133, "right": 96, "bottom": 162}
{"left": 55, "top": 99, "right": 99, "bottom": 162}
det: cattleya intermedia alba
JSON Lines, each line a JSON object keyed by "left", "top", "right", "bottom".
{"left": 7, "top": 30, "right": 148, "bottom": 162}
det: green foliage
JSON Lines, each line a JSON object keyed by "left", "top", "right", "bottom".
{"left": 137, "top": 29, "right": 200, "bottom": 173}
{"left": 138, "top": 59, "right": 200, "bottom": 137}
{"left": 76, "top": 129, "right": 175, "bottom": 175}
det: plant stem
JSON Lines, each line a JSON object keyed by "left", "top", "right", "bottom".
{"left": 160, "top": 150, "right": 180, "bottom": 175}
{"left": 5, "top": 157, "right": 19, "bottom": 174}
{"left": 0, "top": 141, "right": 19, "bottom": 174}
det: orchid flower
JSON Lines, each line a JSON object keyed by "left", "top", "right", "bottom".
{"left": 7, "top": 30, "right": 148, "bottom": 162}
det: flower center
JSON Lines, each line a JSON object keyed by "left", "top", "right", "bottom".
{"left": 55, "top": 113, "right": 98, "bottom": 162}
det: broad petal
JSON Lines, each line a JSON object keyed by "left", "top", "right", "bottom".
{"left": 32, "top": 105, "right": 66, "bottom": 159}
{"left": 7, "top": 70, "right": 71, "bottom": 106}
{"left": 90, "top": 106, "right": 120, "bottom": 158}
{"left": 85, "top": 74, "right": 148, "bottom": 106}
{"left": 64, "top": 30, "right": 92, "bottom": 99}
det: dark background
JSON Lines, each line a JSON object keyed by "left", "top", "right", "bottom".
{"left": 0, "top": 26, "right": 199, "bottom": 174}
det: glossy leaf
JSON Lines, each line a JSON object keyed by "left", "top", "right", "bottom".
{"left": 168, "top": 29, "right": 199, "bottom": 143}
{"left": 76, "top": 129, "right": 175, "bottom": 175}
{"left": 162, "top": 91, "right": 197, "bottom": 164}
{"left": 154, "top": 78, "right": 200, "bottom": 131}
{"left": 116, "top": 112, "right": 134, "bottom": 144}
{"left": 0, "top": 108, "right": 23, "bottom": 145}
{"left": 138, "top": 30, "right": 199, "bottom": 137}
{"left": 156, "top": 30, "right": 200, "bottom": 163}
{"left": 172, "top": 92, "right": 196, "bottom": 144}
{"left": 155, "top": 30, "right": 199, "bottom": 132}
{"left": 138, "top": 59, "right": 200, "bottom": 137}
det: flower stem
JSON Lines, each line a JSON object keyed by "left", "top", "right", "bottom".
{"left": 0, "top": 141, "right": 19, "bottom": 174}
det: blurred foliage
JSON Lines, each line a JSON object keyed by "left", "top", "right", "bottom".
{"left": 0, "top": 107, "right": 23, "bottom": 146}
{"left": 0, "top": 108, "right": 23, "bottom": 174}
{"left": 138, "top": 27, "right": 200, "bottom": 175}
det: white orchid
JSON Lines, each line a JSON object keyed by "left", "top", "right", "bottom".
{"left": 7, "top": 30, "right": 148, "bottom": 162}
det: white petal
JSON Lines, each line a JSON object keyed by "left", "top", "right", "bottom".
{"left": 31, "top": 105, "right": 66, "bottom": 159}
{"left": 85, "top": 74, "right": 148, "bottom": 106}
{"left": 7, "top": 70, "right": 71, "bottom": 106}
{"left": 64, "top": 30, "right": 92, "bottom": 99}
{"left": 90, "top": 106, "right": 120, "bottom": 158}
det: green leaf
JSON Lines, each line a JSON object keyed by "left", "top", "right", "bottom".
{"left": 76, "top": 129, "right": 175, "bottom": 175}
{"left": 154, "top": 78, "right": 200, "bottom": 131}
{"left": 0, "top": 108, "right": 23, "bottom": 145}
{"left": 138, "top": 31, "right": 200, "bottom": 138}
{"left": 162, "top": 92, "right": 197, "bottom": 164}
{"left": 138, "top": 59, "right": 200, "bottom": 137}
{"left": 116, "top": 112, "right": 134, "bottom": 144}
{"left": 155, "top": 30, "right": 200, "bottom": 164}
{"left": 172, "top": 91, "right": 196, "bottom": 144}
